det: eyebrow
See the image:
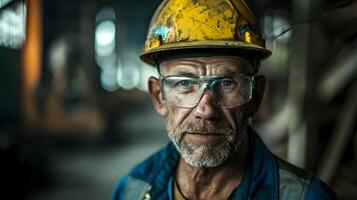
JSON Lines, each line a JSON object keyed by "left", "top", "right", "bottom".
{"left": 171, "top": 72, "right": 199, "bottom": 77}
{"left": 160, "top": 58, "right": 253, "bottom": 74}
{"left": 214, "top": 66, "right": 242, "bottom": 73}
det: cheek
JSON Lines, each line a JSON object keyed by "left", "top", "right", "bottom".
{"left": 222, "top": 109, "right": 246, "bottom": 131}
{"left": 167, "top": 107, "right": 191, "bottom": 127}
{"left": 165, "top": 107, "right": 192, "bottom": 135}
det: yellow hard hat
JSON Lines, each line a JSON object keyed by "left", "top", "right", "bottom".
{"left": 140, "top": 0, "right": 272, "bottom": 66}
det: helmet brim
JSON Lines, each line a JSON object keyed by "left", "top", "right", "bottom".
{"left": 140, "top": 40, "right": 272, "bottom": 66}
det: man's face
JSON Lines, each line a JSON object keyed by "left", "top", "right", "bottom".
{"left": 150, "top": 56, "right": 261, "bottom": 168}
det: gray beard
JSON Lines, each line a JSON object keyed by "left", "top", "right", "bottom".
{"left": 170, "top": 134, "right": 236, "bottom": 168}
{"left": 166, "top": 111, "right": 247, "bottom": 168}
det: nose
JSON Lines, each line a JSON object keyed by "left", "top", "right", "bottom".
{"left": 193, "top": 90, "right": 219, "bottom": 120}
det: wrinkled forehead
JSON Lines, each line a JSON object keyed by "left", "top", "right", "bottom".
{"left": 159, "top": 56, "right": 253, "bottom": 76}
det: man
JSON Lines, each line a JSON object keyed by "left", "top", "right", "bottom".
{"left": 113, "top": 0, "right": 336, "bottom": 199}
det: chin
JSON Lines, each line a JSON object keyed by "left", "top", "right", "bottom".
{"left": 180, "top": 142, "right": 234, "bottom": 168}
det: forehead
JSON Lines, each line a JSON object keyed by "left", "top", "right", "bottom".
{"left": 159, "top": 56, "right": 252, "bottom": 75}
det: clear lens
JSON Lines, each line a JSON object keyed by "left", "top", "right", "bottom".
{"left": 213, "top": 75, "right": 253, "bottom": 108}
{"left": 162, "top": 76, "right": 202, "bottom": 108}
{"left": 161, "top": 74, "right": 254, "bottom": 108}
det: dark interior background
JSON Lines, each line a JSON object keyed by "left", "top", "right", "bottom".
{"left": 1, "top": 0, "right": 356, "bottom": 199}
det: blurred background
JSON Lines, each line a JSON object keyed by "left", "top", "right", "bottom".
{"left": 0, "top": 0, "right": 356, "bottom": 199}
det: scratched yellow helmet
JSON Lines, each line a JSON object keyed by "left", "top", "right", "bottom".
{"left": 140, "top": 0, "right": 271, "bottom": 66}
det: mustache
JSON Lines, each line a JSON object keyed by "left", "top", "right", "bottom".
{"left": 175, "top": 120, "right": 234, "bottom": 135}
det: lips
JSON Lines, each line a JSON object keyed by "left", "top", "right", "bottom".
{"left": 185, "top": 133, "right": 225, "bottom": 144}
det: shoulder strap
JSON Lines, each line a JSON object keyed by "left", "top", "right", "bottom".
{"left": 124, "top": 177, "right": 152, "bottom": 200}
{"left": 277, "top": 158, "right": 313, "bottom": 200}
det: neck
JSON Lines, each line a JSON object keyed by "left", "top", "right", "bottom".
{"left": 175, "top": 135, "right": 249, "bottom": 200}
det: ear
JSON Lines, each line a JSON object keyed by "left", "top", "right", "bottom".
{"left": 148, "top": 76, "right": 168, "bottom": 117}
{"left": 247, "top": 75, "right": 266, "bottom": 117}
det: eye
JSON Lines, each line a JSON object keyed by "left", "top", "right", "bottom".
{"left": 220, "top": 79, "right": 236, "bottom": 88}
{"left": 176, "top": 80, "right": 193, "bottom": 88}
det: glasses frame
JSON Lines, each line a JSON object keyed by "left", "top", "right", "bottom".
{"left": 159, "top": 73, "right": 255, "bottom": 108}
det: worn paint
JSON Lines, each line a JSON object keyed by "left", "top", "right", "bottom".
{"left": 141, "top": 0, "right": 271, "bottom": 66}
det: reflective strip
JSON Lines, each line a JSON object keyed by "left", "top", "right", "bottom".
{"left": 124, "top": 177, "right": 152, "bottom": 200}
{"left": 278, "top": 159, "right": 313, "bottom": 200}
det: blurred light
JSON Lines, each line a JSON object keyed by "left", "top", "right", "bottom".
{"left": 117, "top": 64, "right": 140, "bottom": 90}
{"left": 101, "top": 67, "right": 119, "bottom": 92}
{"left": 95, "top": 7, "right": 119, "bottom": 92}
{"left": 138, "top": 64, "right": 158, "bottom": 91}
{"left": 49, "top": 39, "right": 67, "bottom": 72}
{"left": 263, "top": 10, "right": 291, "bottom": 43}
{"left": 272, "top": 17, "right": 291, "bottom": 42}
{"left": 95, "top": 20, "right": 116, "bottom": 57}
{"left": 0, "top": 1, "right": 27, "bottom": 49}
{"left": 0, "top": 0, "right": 14, "bottom": 9}
{"left": 96, "top": 20, "right": 115, "bottom": 46}
{"left": 95, "top": 53, "right": 116, "bottom": 69}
